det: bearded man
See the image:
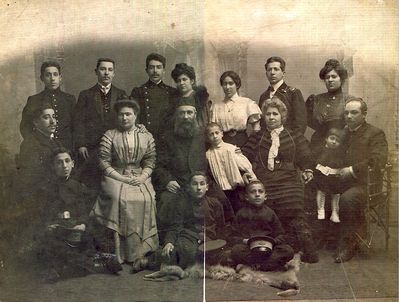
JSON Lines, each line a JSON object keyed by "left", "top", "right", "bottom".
{"left": 154, "top": 97, "right": 234, "bottom": 243}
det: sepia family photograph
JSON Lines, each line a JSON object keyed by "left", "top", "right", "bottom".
{"left": 0, "top": 0, "right": 397, "bottom": 301}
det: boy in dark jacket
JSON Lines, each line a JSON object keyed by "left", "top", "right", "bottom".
{"left": 132, "top": 171, "right": 228, "bottom": 272}
{"left": 231, "top": 180, "right": 294, "bottom": 271}
{"left": 39, "top": 148, "right": 121, "bottom": 282}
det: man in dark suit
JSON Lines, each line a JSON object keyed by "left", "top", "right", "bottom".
{"left": 259, "top": 56, "right": 307, "bottom": 134}
{"left": 334, "top": 98, "right": 388, "bottom": 263}
{"left": 73, "top": 58, "right": 126, "bottom": 188}
{"left": 130, "top": 53, "right": 177, "bottom": 139}
{"left": 20, "top": 61, "right": 75, "bottom": 149}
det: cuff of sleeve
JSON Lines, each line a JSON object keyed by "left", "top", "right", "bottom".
{"left": 349, "top": 166, "right": 357, "bottom": 178}
{"left": 304, "top": 169, "right": 313, "bottom": 174}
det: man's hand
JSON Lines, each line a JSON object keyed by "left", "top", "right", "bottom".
{"left": 162, "top": 243, "right": 174, "bottom": 258}
{"left": 166, "top": 181, "right": 181, "bottom": 194}
{"left": 78, "top": 147, "right": 89, "bottom": 160}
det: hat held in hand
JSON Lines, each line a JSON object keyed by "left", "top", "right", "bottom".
{"left": 248, "top": 236, "right": 275, "bottom": 255}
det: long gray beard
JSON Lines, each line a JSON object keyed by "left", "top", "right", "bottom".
{"left": 174, "top": 119, "right": 199, "bottom": 138}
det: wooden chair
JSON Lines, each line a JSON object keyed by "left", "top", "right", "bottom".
{"left": 355, "top": 163, "right": 392, "bottom": 250}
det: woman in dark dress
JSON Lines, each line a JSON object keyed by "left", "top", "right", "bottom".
{"left": 306, "top": 59, "right": 353, "bottom": 151}
{"left": 170, "top": 63, "right": 211, "bottom": 128}
{"left": 242, "top": 97, "right": 318, "bottom": 263}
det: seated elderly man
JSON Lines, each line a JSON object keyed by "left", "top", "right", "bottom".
{"left": 334, "top": 98, "right": 388, "bottom": 263}
{"left": 154, "top": 97, "right": 234, "bottom": 242}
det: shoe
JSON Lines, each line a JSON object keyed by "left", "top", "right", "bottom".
{"left": 330, "top": 212, "right": 340, "bottom": 223}
{"left": 334, "top": 242, "right": 359, "bottom": 263}
{"left": 317, "top": 209, "right": 325, "bottom": 220}
{"left": 130, "top": 257, "right": 148, "bottom": 274}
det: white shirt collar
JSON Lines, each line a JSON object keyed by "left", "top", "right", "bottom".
{"left": 150, "top": 79, "right": 162, "bottom": 85}
{"left": 98, "top": 83, "right": 111, "bottom": 90}
{"left": 271, "top": 79, "right": 284, "bottom": 91}
{"left": 225, "top": 92, "right": 239, "bottom": 102}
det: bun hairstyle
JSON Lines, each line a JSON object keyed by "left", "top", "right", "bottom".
{"left": 319, "top": 59, "right": 348, "bottom": 83}
{"left": 113, "top": 95, "right": 141, "bottom": 116}
{"left": 171, "top": 63, "right": 196, "bottom": 82}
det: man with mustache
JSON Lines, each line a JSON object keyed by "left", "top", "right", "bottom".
{"left": 73, "top": 58, "right": 126, "bottom": 189}
{"left": 130, "top": 53, "right": 177, "bottom": 140}
{"left": 20, "top": 61, "right": 75, "bottom": 150}
{"left": 333, "top": 98, "right": 388, "bottom": 263}
{"left": 258, "top": 56, "right": 307, "bottom": 134}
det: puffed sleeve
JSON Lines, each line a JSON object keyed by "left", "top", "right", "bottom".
{"left": 306, "top": 94, "right": 317, "bottom": 130}
{"left": 234, "top": 146, "right": 256, "bottom": 177}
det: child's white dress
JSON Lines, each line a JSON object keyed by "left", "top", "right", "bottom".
{"left": 206, "top": 142, "right": 254, "bottom": 190}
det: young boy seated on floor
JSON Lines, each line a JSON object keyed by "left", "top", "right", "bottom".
{"left": 132, "top": 171, "right": 228, "bottom": 273}
{"left": 38, "top": 148, "right": 122, "bottom": 282}
{"left": 231, "top": 180, "right": 294, "bottom": 271}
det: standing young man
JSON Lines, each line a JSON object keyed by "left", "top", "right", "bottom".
{"left": 73, "top": 58, "right": 126, "bottom": 188}
{"left": 130, "top": 53, "right": 177, "bottom": 139}
{"left": 259, "top": 56, "right": 307, "bottom": 134}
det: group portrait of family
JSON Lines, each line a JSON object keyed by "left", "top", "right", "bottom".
{"left": 8, "top": 49, "right": 389, "bottom": 286}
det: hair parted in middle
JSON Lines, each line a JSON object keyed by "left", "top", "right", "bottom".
{"left": 219, "top": 70, "right": 242, "bottom": 90}
{"left": 113, "top": 95, "right": 141, "bottom": 116}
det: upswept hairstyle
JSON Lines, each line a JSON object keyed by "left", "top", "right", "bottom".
{"left": 171, "top": 63, "right": 196, "bottom": 82}
{"left": 319, "top": 59, "right": 348, "bottom": 83}
{"left": 113, "top": 95, "right": 141, "bottom": 116}
{"left": 219, "top": 71, "right": 241, "bottom": 90}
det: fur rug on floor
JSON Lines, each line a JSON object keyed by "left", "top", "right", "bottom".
{"left": 143, "top": 253, "right": 301, "bottom": 295}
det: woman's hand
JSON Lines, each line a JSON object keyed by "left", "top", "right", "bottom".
{"left": 166, "top": 181, "right": 181, "bottom": 194}
{"left": 302, "top": 170, "right": 314, "bottom": 184}
{"left": 128, "top": 174, "right": 147, "bottom": 186}
{"left": 162, "top": 243, "right": 175, "bottom": 258}
{"left": 242, "top": 172, "right": 256, "bottom": 185}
